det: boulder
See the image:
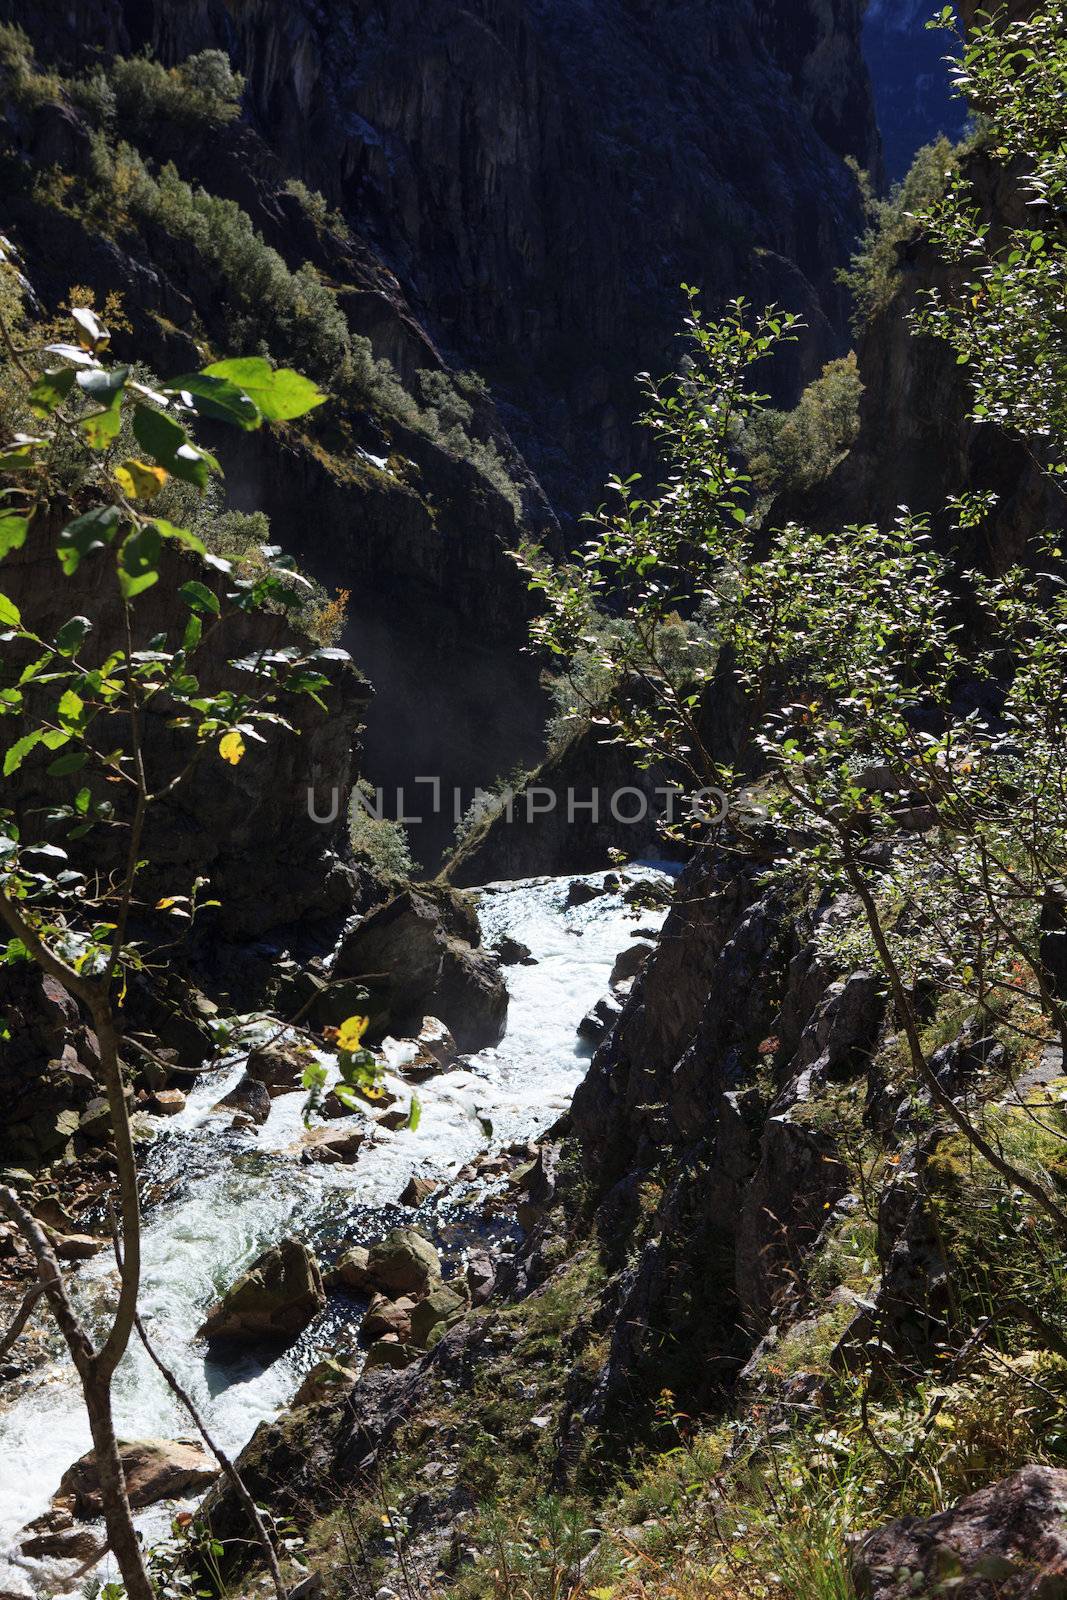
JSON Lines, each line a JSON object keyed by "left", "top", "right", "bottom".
{"left": 148, "top": 1088, "right": 186, "bottom": 1116}
{"left": 852, "top": 1466, "right": 1067, "bottom": 1599}
{"left": 610, "top": 941, "right": 653, "bottom": 987}
{"left": 56, "top": 1438, "right": 217, "bottom": 1518}
{"left": 298, "top": 1127, "right": 365, "bottom": 1165}
{"left": 466, "top": 1249, "right": 496, "bottom": 1305}
{"left": 197, "top": 1238, "right": 325, "bottom": 1347}
{"left": 363, "top": 1293, "right": 417, "bottom": 1341}
{"left": 292, "top": 1355, "right": 359, "bottom": 1408}
{"left": 245, "top": 1044, "right": 308, "bottom": 1098}
{"left": 215, "top": 1073, "right": 271, "bottom": 1126}
{"left": 51, "top": 1232, "right": 107, "bottom": 1262}
{"left": 19, "top": 1507, "right": 105, "bottom": 1562}
{"left": 492, "top": 936, "right": 537, "bottom": 967}
{"left": 565, "top": 879, "right": 603, "bottom": 908}
{"left": 332, "top": 888, "right": 507, "bottom": 1051}
{"left": 364, "top": 1339, "right": 420, "bottom": 1370}
{"left": 577, "top": 993, "right": 624, "bottom": 1045}
{"left": 399, "top": 1175, "right": 439, "bottom": 1207}
{"left": 327, "top": 1244, "right": 373, "bottom": 1293}
{"left": 415, "top": 1017, "right": 457, "bottom": 1069}
{"left": 409, "top": 1281, "right": 469, "bottom": 1347}
{"left": 366, "top": 1227, "right": 441, "bottom": 1296}
{"left": 516, "top": 1145, "right": 561, "bottom": 1232}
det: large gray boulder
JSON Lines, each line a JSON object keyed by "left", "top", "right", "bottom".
{"left": 197, "top": 1238, "right": 325, "bottom": 1348}
{"left": 365, "top": 1227, "right": 441, "bottom": 1297}
{"left": 853, "top": 1466, "right": 1067, "bottom": 1599}
{"left": 333, "top": 887, "right": 507, "bottom": 1051}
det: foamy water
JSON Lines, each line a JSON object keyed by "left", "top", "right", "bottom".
{"left": 0, "top": 869, "right": 669, "bottom": 1595}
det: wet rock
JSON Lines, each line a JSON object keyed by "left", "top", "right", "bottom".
{"left": 414, "top": 1017, "right": 457, "bottom": 1069}
{"left": 333, "top": 888, "right": 507, "bottom": 1050}
{"left": 366, "top": 1227, "right": 441, "bottom": 1296}
{"left": 852, "top": 1465, "right": 1067, "bottom": 1599}
{"left": 577, "top": 993, "right": 624, "bottom": 1045}
{"left": 610, "top": 941, "right": 654, "bottom": 988}
{"left": 327, "top": 1245, "right": 373, "bottom": 1293}
{"left": 364, "top": 1339, "right": 420, "bottom": 1370}
{"left": 19, "top": 1507, "right": 105, "bottom": 1562}
{"left": 364, "top": 1294, "right": 417, "bottom": 1341}
{"left": 410, "top": 1281, "right": 470, "bottom": 1347}
{"left": 50, "top": 1232, "right": 107, "bottom": 1262}
{"left": 466, "top": 1250, "right": 495, "bottom": 1305}
{"left": 299, "top": 1127, "right": 365, "bottom": 1165}
{"left": 492, "top": 936, "right": 536, "bottom": 967}
{"left": 197, "top": 1238, "right": 325, "bottom": 1347}
{"left": 292, "top": 1355, "right": 359, "bottom": 1408}
{"left": 147, "top": 1088, "right": 186, "bottom": 1116}
{"left": 399, "top": 1175, "right": 439, "bottom": 1207}
{"left": 245, "top": 1044, "right": 308, "bottom": 1098}
{"left": 215, "top": 1074, "right": 271, "bottom": 1126}
{"left": 376, "top": 1107, "right": 412, "bottom": 1132}
{"left": 565, "top": 879, "right": 603, "bottom": 908}
{"left": 516, "top": 1145, "right": 561, "bottom": 1232}
{"left": 56, "top": 1438, "right": 217, "bottom": 1518}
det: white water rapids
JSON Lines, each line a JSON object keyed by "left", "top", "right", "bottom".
{"left": 0, "top": 868, "right": 670, "bottom": 1597}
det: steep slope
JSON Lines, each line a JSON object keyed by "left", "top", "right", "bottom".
{"left": 1, "top": 1, "right": 878, "bottom": 862}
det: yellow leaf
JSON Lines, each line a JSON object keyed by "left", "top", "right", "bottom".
{"left": 219, "top": 731, "right": 245, "bottom": 765}
{"left": 336, "top": 1014, "right": 370, "bottom": 1052}
{"left": 155, "top": 896, "right": 179, "bottom": 909}
{"left": 116, "top": 458, "right": 168, "bottom": 500}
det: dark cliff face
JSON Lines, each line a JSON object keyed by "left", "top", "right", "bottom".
{"left": 3, "top": 0, "right": 878, "bottom": 861}
{"left": 863, "top": 0, "right": 968, "bottom": 183}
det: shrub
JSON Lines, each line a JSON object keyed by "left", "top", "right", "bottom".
{"left": 743, "top": 351, "right": 863, "bottom": 498}
{"left": 839, "top": 136, "right": 962, "bottom": 330}
{"left": 107, "top": 49, "right": 244, "bottom": 132}
{"left": 0, "top": 22, "right": 61, "bottom": 106}
{"left": 348, "top": 783, "right": 418, "bottom": 880}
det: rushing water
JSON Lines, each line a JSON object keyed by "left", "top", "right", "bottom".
{"left": 0, "top": 869, "right": 670, "bottom": 1597}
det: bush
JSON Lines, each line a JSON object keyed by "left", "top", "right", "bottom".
{"left": 743, "top": 352, "right": 863, "bottom": 498}
{"left": 839, "top": 137, "right": 962, "bottom": 330}
{"left": 348, "top": 783, "right": 418, "bottom": 880}
{"left": 0, "top": 22, "right": 61, "bottom": 106}
{"left": 107, "top": 50, "right": 244, "bottom": 132}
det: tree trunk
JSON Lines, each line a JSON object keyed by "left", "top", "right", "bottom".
{"left": 84, "top": 1370, "right": 156, "bottom": 1600}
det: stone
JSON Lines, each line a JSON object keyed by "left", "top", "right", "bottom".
{"left": 244, "top": 1044, "right": 308, "bottom": 1098}
{"left": 328, "top": 1245, "right": 373, "bottom": 1293}
{"left": 19, "top": 1507, "right": 105, "bottom": 1562}
{"left": 377, "top": 1107, "right": 411, "bottom": 1131}
{"left": 148, "top": 1088, "right": 186, "bottom": 1116}
{"left": 465, "top": 1249, "right": 495, "bottom": 1305}
{"left": 516, "top": 1145, "right": 560, "bottom": 1232}
{"left": 492, "top": 936, "right": 536, "bottom": 967}
{"left": 364, "top": 1339, "right": 420, "bottom": 1370}
{"left": 409, "top": 1281, "right": 469, "bottom": 1347}
{"left": 56, "top": 1438, "right": 217, "bottom": 1518}
{"left": 366, "top": 1227, "right": 441, "bottom": 1296}
{"left": 51, "top": 1232, "right": 107, "bottom": 1262}
{"left": 363, "top": 1294, "right": 417, "bottom": 1341}
{"left": 852, "top": 1466, "right": 1067, "bottom": 1599}
{"left": 414, "top": 1016, "right": 457, "bottom": 1069}
{"left": 565, "top": 879, "right": 602, "bottom": 908}
{"left": 399, "top": 1175, "right": 439, "bottom": 1207}
{"left": 299, "top": 1127, "right": 365, "bottom": 1165}
{"left": 292, "top": 1356, "right": 359, "bottom": 1407}
{"left": 609, "top": 941, "right": 653, "bottom": 988}
{"left": 576, "top": 992, "right": 623, "bottom": 1045}
{"left": 215, "top": 1073, "right": 271, "bottom": 1126}
{"left": 197, "top": 1238, "right": 325, "bottom": 1347}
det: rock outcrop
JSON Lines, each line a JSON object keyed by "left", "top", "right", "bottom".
{"left": 853, "top": 1466, "right": 1067, "bottom": 1599}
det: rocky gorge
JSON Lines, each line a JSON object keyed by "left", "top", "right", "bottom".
{"left": 3, "top": 2, "right": 1067, "bottom": 1599}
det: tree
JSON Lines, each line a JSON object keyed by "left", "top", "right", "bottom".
{"left": 0, "top": 268, "right": 335, "bottom": 1599}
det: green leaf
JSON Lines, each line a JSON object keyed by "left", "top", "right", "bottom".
{"left": 407, "top": 1094, "right": 422, "bottom": 1132}
{"left": 0, "top": 593, "right": 20, "bottom": 627}
{"left": 178, "top": 579, "right": 220, "bottom": 615}
{"left": 55, "top": 615, "right": 92, "bottom": 657}
{"left": 28, "top": 366, "right": 76, "bottom": 418}
{"left": 132, "top": 404, "right": 219, "bottom": 489}
{"left": 0, "top": 513, "right": 29, "bottom": 560}
{"left": 57, "top": 688, "right": 85, "bottom": 731}
{"left": 57, "top": 505, "right": 123, "bottom": 575}
{"left": 118, "top": 525, "right": 162, "bottom": 601}
{"left": 3, "top": 730, "right": 42, "bottom": 775}
{"left": 47, "top": 749, "right": 89, "bottom": 776}
{"left": 161, "top": 372, "right": 261, "bottom": 430}
{"left": 202, "top": 357, "right": 326, "bottom": 422}
{"left": 152, "top": 519, "right": 206, "bottom": 555}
